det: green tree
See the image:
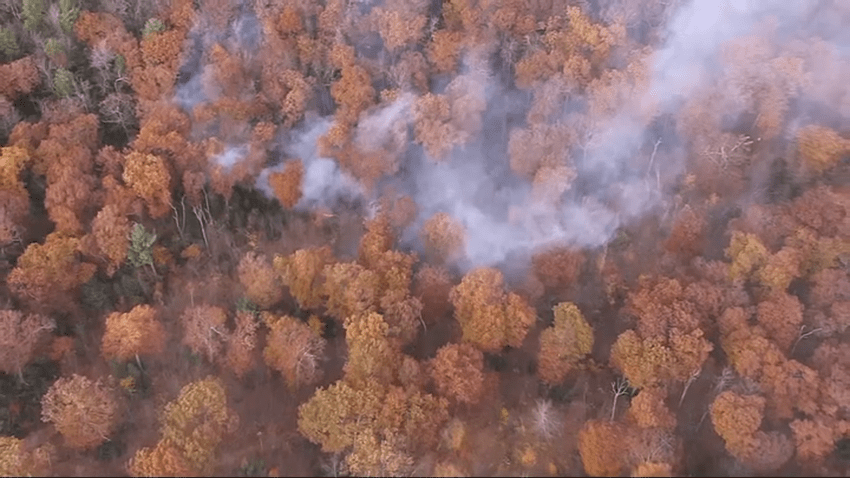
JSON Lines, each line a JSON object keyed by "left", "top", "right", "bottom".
{"left": 0, "top": 28, "right": 19, "bottom": 57}
{"left": 52, "top": 67, "right": 75, "bottom": 98}
{"left": 128, "top": 223, "right": 156, "bottom": 270}
{"left": 22, "top": 0, "right": 44, "bottom": 32}
{"left": 58, "top": 0, "right": 79, "bottom": 34}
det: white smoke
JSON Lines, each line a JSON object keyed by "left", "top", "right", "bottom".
{"left": 178, "top": 0, "right": 849, "bottom": 270}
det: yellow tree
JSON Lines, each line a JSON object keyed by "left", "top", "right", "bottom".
{"left": 297, "top": 380, "right": 448, "bottom": 454}
{"left": 129, "top": 377, "right": 238, "bottom": 476}
{"left": 273, "top": 246, "right": 335, "bottom": 310}
{"left": 323, "top": 262, "right": 380, "bottom": 321}
{"left": 343, "top": 312, "right": 399, "bottom": 388}
{"left": 449, "top": 267, "right": 535, "bottom": 352}
{"left": 710, "top": 391, "right": 765, "bottom": 460}
{"left": 537, "top": 302, "right": 594, "bottom": 384}
{"left": 0, "top": 436, "right": 54, "bottom": 477}
{"left": 101, "top": 304, "right": 166, "bottom": 362}
{"left": 41, "top": 374, "right": 120, "bottom": 449}
{"left": 420, "top": 212, "right": 465, "bottom": 264}
{"left": 7, "top": 232, "right": 96, "bottom": 310}
{"left": 578, "top": 420, "right": 628, "bottom": 477}
{"left": 123, "top": 151, "right": 172, "bottom": 219}
{"left": 0, "top": 146, "right": 32, "bottom": 247}
{"left": 796, "top": 125, "right": 850, "bottom": 173}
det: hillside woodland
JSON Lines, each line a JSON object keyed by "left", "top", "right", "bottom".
{"left": 1, "top": 0, "right": 850, "bottom": 476}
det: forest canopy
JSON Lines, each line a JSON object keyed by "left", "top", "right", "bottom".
{"left": 0, "top": 0, "right": 849, "bottom": 476}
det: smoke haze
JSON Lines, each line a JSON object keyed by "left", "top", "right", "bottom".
{"left": 176, "top": 0, "right": 850, "bottom": 270}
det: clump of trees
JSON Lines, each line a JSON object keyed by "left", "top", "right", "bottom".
{"left": 129, "top": 377, "right": 238, "bottom": 476}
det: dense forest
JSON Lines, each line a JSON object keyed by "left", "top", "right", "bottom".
{"left": 0, "top": 0, "right": 849, "bottom": 476}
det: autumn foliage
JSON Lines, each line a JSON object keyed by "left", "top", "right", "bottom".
{"left": 273, "top": 246, "right": 335, "bottom": 310}
{"left": 41, "top": 374, "right": 120, "bottom": 449}
{"left": 0, "top": 309, "right": 54, "bottom": 376}
{"left": 269, "top": 160, "right": 304, "bottom": 208}
{"left": 0, "top": 436, "right": 54, "bottom": 477}
{"left": 7, "top": 232, "right": 96, "bottom": 309}
{"left": 449, "top": 267, "right": 535, "bottom": 352}
{"left": 578, "top": 420, "right": 627, "bottom": 477}
{"left": 237, "top": 252, "right": 283, "bottom": 309}
{"left": 537, "top": 302, "right": 594, "bottom": 384}
{"left": 101, "top": 304, "right": 166, "bottom": 362}
{"left": 263, "top": 313, "right": 326, "bottom": 389}
{"left": 129, "top": 377, "right": 238, "bottom": 476}
{"left": 3, "top": 0, "right": 850, "bottom": 475}
{"left": 428, "top": 342, "right": 486, "bottom": 405}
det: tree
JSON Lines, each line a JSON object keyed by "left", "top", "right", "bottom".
{"left": 429, "top": 343, "right": 485, "bottom": 405}
{"left": 0, "top": 57, "right": 40, "bottom": 100}
{"left": 757, "top": 246, "right": 801, "bottom": 293}
{"left": 128, "top": 440, "right": 193, "bottom": 477}
{"left": 273, "top": 246, "right": 335, "bottom": 310}
{"left": 745, "top": 431, "right": 794, "bottom": 473}
{"left": 756, "top": 292, "right": 803, "bottom": 352}
{"left": 226, "top": 311, "right": 259, "bottom": 378}
{"left": 101, "top": 304, "right": 166, "bottom": 362}
{"left": 578, "top": 420, "right": 627, "bottom": 477}
{"left": 718, "top": 308, "right": 824, "bottom": 420}
{"left": 123, "top": 151, "right": 172, "bottom": 219}
{"left": 263, "top": 314, "right": 326, "bottom": 389}
{"left": 611, "top": 276, "right": 713, "bottom": 389}
{"left": 297, "top": 380, "right": 448, "bottom": 454}
{"left": 180, "top": 305, "right": 228, "bottom": 364}
{"left": 427, "top": 29, "right": 463, "bottom": 74}
{"left": 665, "top": 205, "right": 707, "bottom": 257}
{"left": 90, "top": 204, "right": 131, "bottom": 276}
{"left": 627, "top": 386, "right": 675, "bottom": 430}
{"left": 41, "top": 374, "right": 120, "bottom": 449}
{"left": 358, "top": 214, "right": 395, "bottom": 269}
{"left": 790, "top": 415, "right": 850, "bottom": 462}
{"left": 298, "top": 380, "right": 385, "bottom": 453}
{"left": 726, "top": 231, "right": 769, "bottom": 281}
{"left": 0, "top": 147, "right": 31, "bottom": 247}
{"left": 268, "top": 160, "right": 304, "bottom": 208}
{"left": 0, "top": 310, "right": 54, "bottom": 378}
{"left": 323, "top": 262, "right": 380, "bottom": 321}
{"left": 796, "top": 125, "right": 850, "bottom": 173}
{"left": 449, "top": 267, "right": 536, "bottom": 352}
{"left": 531, "top": 246, "right": 585, "bottom": 291}
{"left": 710, "top": 391, "right": 764, "bottom": 459}
{"left": 7, "top": 232, "right": 96, "bottom": 310}
{"left": 420, "top": 212, "right": 465, "bottom": 264}
{"left": 22, "top": 0, "right": 44, "bottom": 31}
{"left": 371, "top": 0, "right": 427, "bottom": 52}
{"left": 133, "top": 377, "right": 238, "bottom": 475}
{"left": 127, "top": 223, "right": 156, "bottom": 270}
{"left": 237, "top": 252, "right": 283, "bottom": 309}
{"left": 344, "top": 312, "right": 399, "bottom": 388}
{"left": 0, "top": 436, "right": 54, "bottom": 476}
{"left": 610, "top": 328, "right": 712, "bottom": 390}
{"left": 537, "top": 302, "right": 594, "bottom": 384}
{"left": 330, "top": 60, "right": 375, "bottom": 126}
{"left": 346, "top": 430, "right": 415, "bottom": 477}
